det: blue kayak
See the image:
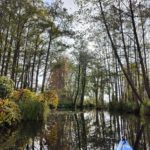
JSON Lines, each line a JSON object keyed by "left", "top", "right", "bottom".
{"left": 114, "top": 140, "right": 133, "bottom": 150}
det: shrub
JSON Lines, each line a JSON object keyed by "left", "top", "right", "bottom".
{"left": 0, "top": 76, "right": 14, "bottom": 99}
{"left": 108, "top": 101, "right": 138, "bottom": 113}
{"left": 141, "top": 101, "right": 150, "bottom": 115}
{"left": 11, "top": 89, "right": 49, "bottom": 121}
{"left": 83, "top": 99, "right": 96, "bottom": 108}
{"left": 19, "top": 98, "right": 49, "bottom": 121}
{"left": 10, "top": 89, "right": 36, "bottom": 102}
{"left": 0, "top": 99, "right": 21, "bottom": 126}
{"left": 58, "top": 100, "right": 74, "bottom": 109}
{"left": 43, "top": 90, "right": 59, "bottom": 109}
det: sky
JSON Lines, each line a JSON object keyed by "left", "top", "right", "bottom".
{"left": 62, "top": 0, "right": 78, "bottom": 13}
{"left": 44, "top": 0, "right": 78, "bottom": 13}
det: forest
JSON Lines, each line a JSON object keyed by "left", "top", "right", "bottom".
{"left": 0, "top": 0, "right": 150, "bottom": 144}
{"left": 0, "top": 0, "right": 150, "bottom": 149}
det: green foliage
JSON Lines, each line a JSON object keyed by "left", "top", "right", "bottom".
{"left": 83, "top": 99, "right": 96, "bottom": 108}
{"left": 0, "top": 99, "right": 21, "bottom": 126}
{"left": 11, "top": 89, "right": 49, "bottom": 121}
{"left": 0, "top": 76, "right": 14, "bottom": 99}
{"left": 58, "top": 99, "right": 74, "bottom": 109}
{"left": 43, "top": 90, "right": 59, "bottom": 109}
{"left": 19, "top": 98, "right": 49, "bottom": 121}
{"left": 143, "top": 100, "right": 150, "bottom": 107}
{"left": 108, "top": 101, "right": 139, "bottom": 113}
{"left": 141, "top": 101, "right": 150, "bottom": 115}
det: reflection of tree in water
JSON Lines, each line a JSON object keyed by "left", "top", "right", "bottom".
{"left": 43, "top": 112, "right": 75, "bottom": 150}
{"left": 82, "top": 111, "right": 115, "bottom": 150}
{"left": 0, "top": 121, "right": 43, "bottom": 150}
{"left": 74, "top": 113, "right": 88, "bottom": 150}
{"left": 0, "top": 111, "right": 150, "bottom": 150}
{"left": 73, "top": 111, "right": 114, "bottom": 149}
{"left": 73, "top": 111, "right": 150, "bottom": 150}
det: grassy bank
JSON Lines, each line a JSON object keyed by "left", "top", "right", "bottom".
{"left": 57, "top": 100, "right": 150, "bottom": 115}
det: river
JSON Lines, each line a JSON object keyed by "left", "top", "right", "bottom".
{"left": 0, "top": 111, "right": 150, "bottom": 150}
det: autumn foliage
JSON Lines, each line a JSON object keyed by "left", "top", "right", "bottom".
{"left": 11, "top": 89, "right": 37, "bottom": 102}
{"left": 0, "top": 76, "right": 14, "bottom": 99}
{"left": 0, "top": 99, "right": 21, "bottom": 126}
{"left": 10, "top": 89, "right": 49, "bottom": 121}
{"left": 49, "top": 57, "right": 68, "bottom": 91}
{"left": 43, "top": 90, "right": 59, "bottom": 109}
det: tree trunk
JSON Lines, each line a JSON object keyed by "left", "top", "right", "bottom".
{"left": 1, "top": 21, "right": 10, "bottom": 75}
{"left": 129, "top": 0, "right": 150, "bottom": 99}
{"left": 99, "top": 0, "right": 143, "bottom": 104}
{"left": 74, "top": 63, "right": 81, "bottom": 109}
{"left": 41, "top": 33, "right": 52, "bottom": 92}
{"left": 31, "top": 35, "right": 39, "bottom": 90}
{"left": 4, "top": 36, "right": 13, "bottom": 76}
{"left": 80, "top": 66, "right": 87, "bottom": 110}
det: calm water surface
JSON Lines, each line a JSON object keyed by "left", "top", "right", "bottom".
{"left": 0, "top": 111, "right": 150, "bottom": 150}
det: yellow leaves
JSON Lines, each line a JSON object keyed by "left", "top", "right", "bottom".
{"left": 2, "top": 88, "right": 55, "bottom": 123}
{"left": 10, "top": 89, "right": 49, "bottom": 121}
{"left": 37, "top": 8, "right": 48, "bottom": 18}
{"left": 11, "top": 89, "right": 37, "bottom": 102}
{"left": 10, "top": 90, "right": 20, "bottom": 102}
{"left": 43, "top": 90, "right": 59, "bottom": 108}
{"left": 0, "top": 76, "right": 14, "bottom": 99}
{"left": 45, "top": 124, "right": 58, "bottom": 145}
{"left": 0, "top": 99, "right": 21, "bottom": 126}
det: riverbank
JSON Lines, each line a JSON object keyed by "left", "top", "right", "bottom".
{"left": 57, "top": 100, "right": 150, "bottom": 116}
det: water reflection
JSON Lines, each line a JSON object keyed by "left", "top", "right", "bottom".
{"left": 0, "top": 111, "right": 150, "bottom": 150}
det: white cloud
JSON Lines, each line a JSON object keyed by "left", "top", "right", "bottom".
{"left": 44, "top": 0, "right": 78, "bottom": 13}
{"left": 43, "top": 0, "right": 53, "bottom": 5}
{"left": 62, "top": 0, "right": 78, "bottom": 13}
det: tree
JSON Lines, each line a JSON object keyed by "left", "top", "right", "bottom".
{"left": 0, "top": 0, "right": 73, "bottom": 92}
{"left": 75, "top": 0, "right": 150, "bottom": 106}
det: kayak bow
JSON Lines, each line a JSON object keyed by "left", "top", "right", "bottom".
{"left": 114, "top": 140, "right": 133, "bottom": 150}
